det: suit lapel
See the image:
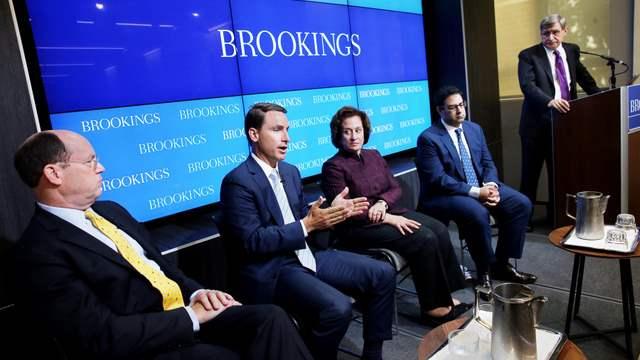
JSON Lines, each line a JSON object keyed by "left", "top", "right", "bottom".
{"left": 534, "top": 44, "right": 554, "bottom": 86}
{"left": 94, "top": 203, "right": 163, "bottom": 262}
{"left": 462, "top": 122, "right": 483, "bottom": 178}
{"left": 435, "top": 122, "right": 465, "bottom": 179}
{"left": 564, "top": 44, "right": 578, "bottom": 92}
{"left": 280, "top": 166, "right": 301, "bottom": 220}
{"left": 35, "top": 207, "right": 133, "bottom": 270}
{"left": 246, "top": 157, "right": 285, "bottom": 225}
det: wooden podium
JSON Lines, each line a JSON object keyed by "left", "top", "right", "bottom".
{"left": 552, "top": 86, "right": 640, "bottom": 227}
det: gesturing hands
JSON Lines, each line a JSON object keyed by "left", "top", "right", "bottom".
{"left": 331, "top": 187, "right": 369, "bottom": 218}
{"left": 303, "top": 196, "right": 348, "bottom": 233}
{"left": 191, "top": 290, "right": 241, "bottom": 324}
{"left": 303, "top": 187, "right": 368, "bottom": 232}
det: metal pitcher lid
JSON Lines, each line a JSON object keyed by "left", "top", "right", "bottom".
{"left": 576, "top": 191, "right": 603, "bottom": 198}
{"left": 493, "top": 283, "right": 535, "bottom": 304}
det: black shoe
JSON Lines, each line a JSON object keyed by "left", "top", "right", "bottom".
{"left": 490, "top": 263, "right": 537, "bottom": 284}
{"left": 420, "top": 303, "right": 472, "bottom": 328}
{"left": 473, "top": 274, "right": 492, "bottom": 289}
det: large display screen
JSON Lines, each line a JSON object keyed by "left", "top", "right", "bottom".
{"left": 16, "top": 0, "right": 432, "bottom": 221}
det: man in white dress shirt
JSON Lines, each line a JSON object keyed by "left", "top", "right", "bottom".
{"left": 517, "top": 14, "right": 600, "bottom": 226}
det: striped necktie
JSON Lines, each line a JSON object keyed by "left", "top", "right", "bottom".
{"left": 84, "top": 209, "right": 184, "bottom": 310}
{"left": 455, "top": 128, "right": 480, "bottom": 187}
{"left": 269, "top": 170, "right": 317, "bottom": 272}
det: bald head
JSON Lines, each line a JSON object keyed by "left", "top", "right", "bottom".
{"left": 15, "top": 130, "right": 104, "bottom": 209}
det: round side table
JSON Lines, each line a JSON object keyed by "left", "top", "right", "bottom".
{"left": 548, "top": 226, "right": 640, "bottom": 360}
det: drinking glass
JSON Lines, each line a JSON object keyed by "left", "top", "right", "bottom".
{"left": 448, "top": 329, "right": 479, "bottom": 357}
{"left": 606, "top": 228, "right": 627, "bottom": 246}
{"left": 616, "top": 214, "right": 636, "bottom": 230}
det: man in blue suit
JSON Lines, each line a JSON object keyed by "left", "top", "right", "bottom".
{"left": 416, "top": 86, "right": 536, "bottom": 287}
{"left": 220, "top": 103, "right": 395, "bottom": 360}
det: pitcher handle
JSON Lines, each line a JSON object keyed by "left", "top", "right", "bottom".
{"left": 566, "top": 194, "right": 576, "bottom": 220}
{"left": 474, "top": 286, "right": 492, "bottom": 330}
{"left": 530, "top": 296, "right": 548, "bottom": 327}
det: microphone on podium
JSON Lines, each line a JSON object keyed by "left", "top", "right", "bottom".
{"left": 580, "top": 50, "right": 629, "bottom": 89}
{"left": 580, "top": 50, "right": 625, "bottom": 65}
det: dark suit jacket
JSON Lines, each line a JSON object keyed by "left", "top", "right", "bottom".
{"left": 518, "top": 42, "right": 600, "bottom": 138}
{"left": 416, "top": 120, "right": 499, "bottom": 203}
{"left": 219, "top": 157, "right": 310, "bottom": 304}
{"left": 14, "top": 201, "right": 201, "bottom": 360}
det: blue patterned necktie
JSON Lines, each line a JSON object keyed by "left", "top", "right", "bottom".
{"left": 554, "top": 50, "right": 570, "bottom": 100}
{"left": 455, "top": 128, "right": 479, "bottom": 187}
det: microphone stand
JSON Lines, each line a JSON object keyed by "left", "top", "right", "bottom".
{"left": 580, "top": 50, "right": 627, "bottom": 89}
{"left": 606, "top": 58, "right": 616, "bottom": 89}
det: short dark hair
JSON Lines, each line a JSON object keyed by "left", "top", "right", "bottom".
{"left": 330, "top": 106, "right": 371, "bottom": 148}
{"left": 433, "top": 86, "right": 465, "bottom": 109}
{"left": 540, "top": 14, "right": 566, "bottom": 31}
{"left": 14, "top": 132, "right": 69, "bottom": 188}
{"left": 244, "top": 102, "right": 287, "bottom": 146}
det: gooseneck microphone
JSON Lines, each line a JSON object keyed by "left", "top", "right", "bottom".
{"left": 580, "top": 50, "right": 629, "bottom": 89}
{"left": 580, "top": 50, "right": 625, "bottom": 65}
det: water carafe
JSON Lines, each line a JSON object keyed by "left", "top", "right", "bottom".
{"left": 566, "top": 191, "right": 610, "bottom": 239}
{"left": 475, "top": 283, "right": 548, "bottom": 360}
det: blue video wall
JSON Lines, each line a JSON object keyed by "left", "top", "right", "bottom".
{"left": 21, "top": 0, "right": 431, "bottom": 221}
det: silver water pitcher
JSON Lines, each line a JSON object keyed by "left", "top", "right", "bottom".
{"left": 566, "top": 191, "right": 610, "bottom": 239}
{"left": 475, "top": 283, "right": 548, "bottom": 360}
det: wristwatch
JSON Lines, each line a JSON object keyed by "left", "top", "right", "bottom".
{"left": 376, "top": 200, "right": 388, "bottom": 210}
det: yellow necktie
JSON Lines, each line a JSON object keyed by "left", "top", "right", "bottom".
{"left": 84, "top": 209, "right": 184, "bottom": 310}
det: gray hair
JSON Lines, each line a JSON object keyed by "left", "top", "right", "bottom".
{"left": 540, "top": 14, "right": 566, "bottom": 31}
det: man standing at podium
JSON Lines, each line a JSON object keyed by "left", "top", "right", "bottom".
{"left": 518, "top": 13, "right": 600, "bottom": 226}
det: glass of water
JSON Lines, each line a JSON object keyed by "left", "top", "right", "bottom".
{"left": 448, "top": 329, "right": 479, "bottom": 357}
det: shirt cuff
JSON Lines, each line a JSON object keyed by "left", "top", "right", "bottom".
{"left": 299, "top": 220, "right": 308, "bottom": 237}
{"left": 185, "top": 306, "right": 200, "bottom": 332}
{"left": 189, "top": 289, "right": 206, "bottom": 303}
{"left": 469, "top": 186, "right": 480, "bottom": 199}
{"left": 484, "top": 182, "right": 499, "bottom": 189}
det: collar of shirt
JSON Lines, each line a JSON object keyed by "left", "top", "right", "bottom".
{"left": 251, "top": 152, "right": 280, "bottom": 182}
{"left": 38, "top": 202, "right": 120, "bottom": 253}
{"left": 38, "top": 202, "right": 89, "bottom": 230}
{"left": 544, "top": 43, "right": 566, "bottom": 57}
{"left": 440, "top": 118, "right": 469, "bottom": 156}
{"left": 37, "top": 202, "right": 163, "bottom": 271}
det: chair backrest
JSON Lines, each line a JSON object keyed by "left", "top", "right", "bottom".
{"left": 0, "top": 242, "right": 68, "bottom": 359}
{"left": 212, "top": 215, "right": 244, "bottom": 295}
{"left": 394, "top": 169, "right": 420, "bottom": 211}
